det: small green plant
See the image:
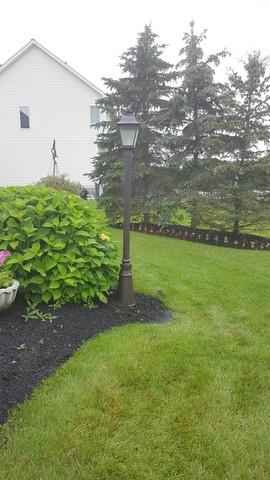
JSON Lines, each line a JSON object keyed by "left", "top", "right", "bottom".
{"left": 0, "top": 186, "right": 119, "bottom": 305}
{"left": 22, "top": 301, "right": 58, "bottom": 323}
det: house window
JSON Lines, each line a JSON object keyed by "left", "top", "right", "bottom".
{"left": 20, "top": 106, "right": 30, "bottom": 128}
{"left": 90, "top": 105, "right": 100, "bottom": 124}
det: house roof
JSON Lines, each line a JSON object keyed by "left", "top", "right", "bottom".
{"left": 0, "top": 39, "right": 104, "bottom": 96}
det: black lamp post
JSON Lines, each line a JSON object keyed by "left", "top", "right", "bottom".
{"left": 117, "top": 112, "right": 139, "bottom": 306}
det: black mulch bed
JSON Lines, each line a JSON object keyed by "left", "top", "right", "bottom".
{"left": 0, "top": 294, "right": 171, "bottom": 424}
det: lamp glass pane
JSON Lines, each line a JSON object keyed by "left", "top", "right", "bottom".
{"left": 120, "top": 126, "right": 137, "bottom": 147}
{"left": 133, "top": 126, "right": 139, "bottom": 146}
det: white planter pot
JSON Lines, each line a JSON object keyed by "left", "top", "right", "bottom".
{"left": 0, "top": 280, "right": 19, "bottom": 312}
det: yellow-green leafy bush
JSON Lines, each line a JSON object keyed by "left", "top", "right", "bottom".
{"left": 0, "top": 186, "right": 119, "bottom": 305}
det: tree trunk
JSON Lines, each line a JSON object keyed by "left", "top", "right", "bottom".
{"left": 191, "top": 100, "right": 199, "bottom": 230}
{"left": 191, "top": 198, "right": 198, "bottom": 229}
{"left": 142, "top": 139, "right": 150, "bottom": 225}
{"left": 233, "top": 217, "right": 239, "bottom": 234}
{"left": 233, "top": 96, "right": 251, "bottom": 235}
{"left": 233, "top": 174, "right": 240, "bottom": 234}
{"left": 191, "top": 150, "right": 199, "bottom": 229}
{"left": 143, "top": 212, "right": 150, "bottom": 223}
{"left": 191, "top": 212, "right": 197, "bottom": 229}
{"left": 233, "top": 195, "right": 240, "bottom": 234}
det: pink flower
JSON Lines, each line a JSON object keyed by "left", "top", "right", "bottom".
{"left": 0, "top": 250, "right": 11, "bottom": 267}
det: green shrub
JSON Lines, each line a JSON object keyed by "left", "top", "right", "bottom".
{"left": 37, "top": 173, "right": 82, "bottom": 196}
{"left": 0, "top": 186, "right": 119, "bottom": 305}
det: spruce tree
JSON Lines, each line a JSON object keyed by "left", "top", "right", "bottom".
{"left": 163, "top": 21, "right": 227, "bottom": 228}
{"left": 89, "top": 24, "right": 175, "bottom": 222}
{"left": 211, "top": 51, "right": 270, "bottom": 233}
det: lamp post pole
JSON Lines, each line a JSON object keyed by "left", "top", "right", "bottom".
{"left": 118, "top": 147, "right": 134, "bottom": 305}
{"left": 117, "top": 112, "right": 139, "bottom": 306}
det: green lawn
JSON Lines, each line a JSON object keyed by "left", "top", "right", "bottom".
{"left": 1, "top": 229, "right": 270, "bottom": 479}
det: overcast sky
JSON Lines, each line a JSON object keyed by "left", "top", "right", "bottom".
{"left": 1, "top": 0, "right": 270, "bottom": 90}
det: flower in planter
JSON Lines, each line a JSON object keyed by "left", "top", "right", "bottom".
{"left": 0, "top": 250, "right": 11, "bottom": 267}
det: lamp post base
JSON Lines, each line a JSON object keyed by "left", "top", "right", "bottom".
{"left": 118, "top": 259, "right": 135, "bottom": 306}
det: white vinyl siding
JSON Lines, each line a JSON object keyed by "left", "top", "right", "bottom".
{"left": 0, "top": 44, "right": 102, "bottom": 186}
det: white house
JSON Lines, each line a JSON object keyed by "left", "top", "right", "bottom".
{"left": 0, "top": 39, "right": 104, "bottom": 189}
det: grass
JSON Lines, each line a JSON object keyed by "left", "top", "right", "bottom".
{"left": 1, "top": 229, "right": 270, "bottom": 479}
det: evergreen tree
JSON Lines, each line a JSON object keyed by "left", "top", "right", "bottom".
{"left": 89, "top": 24, "right": 175, "bottom": 222}
{"left": 211, "top": 51, "right": 270, "bottom": 233}
{"left": 162, "top": 21, "right": 227, "bottom": 228}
